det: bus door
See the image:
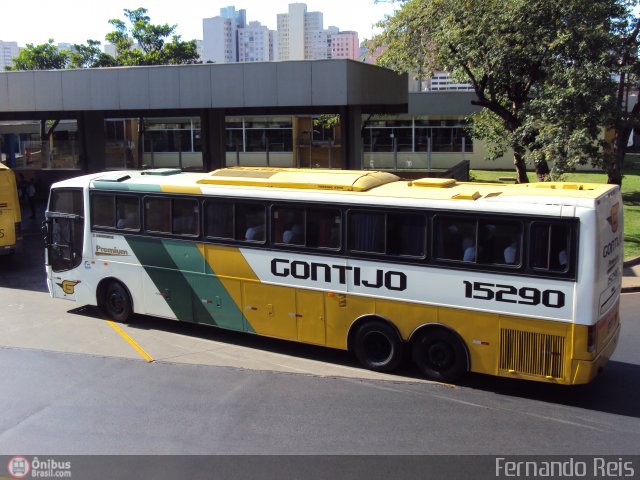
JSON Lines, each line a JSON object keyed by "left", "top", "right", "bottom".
{"left": 44, "top": 189, "right": 85, "bottom": 300}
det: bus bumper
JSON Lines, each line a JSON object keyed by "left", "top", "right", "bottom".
{"left": 571, "top": 322, "right": 621, "bottom": 384}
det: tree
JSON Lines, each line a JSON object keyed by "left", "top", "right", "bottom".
{"left": 603, "top": 1, "right": 640, "bottom": 185}
{"left": 5, "top": 39, "right": 68, "bottom": 71}
{"left": 68, "top": 40, "right": 118, "bottom": 68}
{"left": 105, "top": 8, "right": 199, "bottom": 66}
{"left": 371, "top": 0, "right": 619, "bottom": 183}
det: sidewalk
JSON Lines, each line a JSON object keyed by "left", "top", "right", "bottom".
{"left": 623, "top": 257, "right": 640, "bottom": 293}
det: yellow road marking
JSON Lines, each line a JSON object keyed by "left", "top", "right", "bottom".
{"left": 106, "top": 320, "right": 154, "bottom": 363}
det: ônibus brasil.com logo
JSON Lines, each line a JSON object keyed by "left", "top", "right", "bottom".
{"left": 6, "top": 456, "right": 72, "bottom": 478}
{"left": 7, "top": 456, "right": 30, "bottom": 478}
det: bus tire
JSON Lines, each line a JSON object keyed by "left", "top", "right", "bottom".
{"left": 353, "top": 320, "right": 404, "bottom": 373}
{"left": 411, "top": 328, "right": 467, "bottom": 383}
{"left": 103, "top": 281, "right": 133, "bottom": 323}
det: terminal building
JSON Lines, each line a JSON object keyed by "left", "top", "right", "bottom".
{"left": 0, "top": 60, "right": 505, "bottom": 190}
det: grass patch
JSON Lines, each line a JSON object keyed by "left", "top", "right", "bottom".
{"left": 469, "top": 168, "right": 640, "bottom": 261}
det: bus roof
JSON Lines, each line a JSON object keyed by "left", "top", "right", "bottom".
{"left": 85, "top": 167, "right": 617, "bottom": 205}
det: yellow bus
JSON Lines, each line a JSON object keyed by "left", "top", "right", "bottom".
{"left": 43, "top": 167, "right": 622, "bottom": 384}
{"left": 0, "top": 163, "right": 22, "bottom": 255}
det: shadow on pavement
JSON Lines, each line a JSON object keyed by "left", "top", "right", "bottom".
{"left": 68, "top": 303, "right": 639, "bottom": 421}
{"left": 67, "top": 304, "right": 427, "bottom": 381}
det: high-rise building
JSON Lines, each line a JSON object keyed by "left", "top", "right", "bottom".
{"left": 203, "top": 3, "right": 358, "bottom": 63}
{"left": 203, "top": 6, "right": 273, "bottom": 63}
{"left": 276, "top": 3, "right": 328, "bottom": 61}
{"left": 238, "top": 21, "right": 271, "bottom": 63}
{"left": 0, "top": 41, "right": 20, "bottom": 70}
{"left": 203, "top": 16, "right": 236, "bottom": 63}
{"left": 330, "top": 31, "right": 359, "bottom": 60}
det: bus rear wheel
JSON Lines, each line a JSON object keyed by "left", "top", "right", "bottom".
{"left": 412, "top": 328, "right": 467, "bottom": 383}
{"left": 103, "top": 281, "right": 132, "bottom": 323}
{"left": 353, "top": 320, "right": 404, "bottom": 373}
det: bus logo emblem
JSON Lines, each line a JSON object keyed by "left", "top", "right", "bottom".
{"left": 57, "top": 280, "right": 81, "bottom": 295}
{"left": 607, "top": 203, "right": 619, "bottom": 233}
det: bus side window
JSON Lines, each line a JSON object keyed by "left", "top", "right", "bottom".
{"left": 387, "top": 212, "right": 426, "bottom": 258}
{"left": 172, "top": 198, "right": 199, "bottom": 236}
{"left": 273, "top": 207, "right": 305, "bottom": 245}
{"left": 144, "top": 197, "right": 171, "bottom": 233}
{"left": 477, "top": 220, "right": 522, "bottom": 266}
{"left": 348, "top": 211, "right": 385, "bottom": 254}
{"left": 116, "top": 196, "right": 140, "bottom": 230}
{"left": 237, "top": 203, "right": 266, "bottom": 243}
{"left": 92, "top": 194, "right": 116, "bottom": 228}
{"left": 204, "top": 201, "right": 234, "bottom": 240}
{"left": 434, "top": 216, "right": 476, "bottom": 262}
{"left": 307, "top": 207, "right": 341, "bottom": 250}
{"left": 530, "top": 222, "right": 571, "bottom": 272}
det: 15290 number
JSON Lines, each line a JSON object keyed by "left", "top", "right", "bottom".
{"left": 463, "top": 281, "right": 565, "bottom": 308}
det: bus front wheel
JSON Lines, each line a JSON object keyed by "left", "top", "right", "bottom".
{"left": 353, "top": 320, "right": 404, "bottom": 373}
{"left": 411, "top": 328, "right": 468, "bottom": 383}
{"left": 103, "top": 281, "right": 132, "bottom": 323}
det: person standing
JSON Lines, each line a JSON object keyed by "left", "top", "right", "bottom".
{"left": 27, "top": 178, "right": 37, "bottom": 219}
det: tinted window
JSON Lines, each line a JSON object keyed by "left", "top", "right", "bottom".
{"left": 144, "top": 198, "right": 171, "bottom": 233}
{"left": 387, "top": 212, "right": 426, "bottom": 257}
{"left": 530, "top": 223, "right": 571, "bottom": 272}
{"left": 116, "top": 196, "right": 140, "bottom": 231}
{"left": 435, "top": 216, "right": 522, "bottom": 265}
{"left": 237, "top": 204, "right": 265, "bottom": 242}
{"left": 273, "top": 207, "right": 305, "bottom": 246}
{"left": 172, "top": 198, "right": 199, "bottom": 236}
{"left": 204, "top": 201, "right": 234, "bottom": 240}
{"left": 349, "top": 211, "right": 385, "bottom": 254}
{"left": 434, "top": 216, "right": 476, "bottom": 261}
{"left": 307, "top": 207, "right": 341, "bottom": 250}
{"left": 50, "top": 189, "right": 83, "bottom": 216}
{"left": 92, "top": 194, "right": 115, "bottom": 228}
{"left": 204, "top": 201, "right": 265, "bottom": 243}
{"left": 272, "top": 206, "right": 341, "bottom": 250}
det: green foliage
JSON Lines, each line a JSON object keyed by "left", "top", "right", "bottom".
{"left": 5, "top": 39, "right": 68, "bottom": 70}
{"left": 370, "top": 0, "right": 629, "bottom": 182}
{"left": 68, "top": 40, "right": 117, "bottom": 68}
{"left": 313, "top": 114, "right": 340, "bottom": 129}
{"left": 105, "top": 8, "right": 199, "bottom": 66}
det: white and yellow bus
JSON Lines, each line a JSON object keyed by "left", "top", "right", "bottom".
{"left": 43, "top": 167, "right": 622, "bottom": 384}
{"left": 0, "top": 163, "right": 22, "bottom": 255}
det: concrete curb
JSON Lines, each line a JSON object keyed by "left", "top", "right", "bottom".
{"left": 622, "top": 287, "right": 640, "bottom": 293}
{"left": 622, "top": 255, "right": 640, "bottom": 293}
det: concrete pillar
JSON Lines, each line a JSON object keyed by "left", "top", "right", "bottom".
{"left": 6, "top": 134, "right": 17, "bottom": 169}
{"left": 78, "top": 112, "right": 106, "bottom": 173}
{"left": 201, "top": 109, "right": 226, "bottom": 172}
{"left": 340, "top": 105, "right": 362, "bottom": 170}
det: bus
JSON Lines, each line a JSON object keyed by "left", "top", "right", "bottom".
{"left": 0, "top": 163, "right": 22, "bottom": 255}
{"left": 43, "top": 167, "right": 623, "bottom": 384}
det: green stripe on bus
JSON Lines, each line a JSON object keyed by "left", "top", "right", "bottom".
{"left": 125, "top": 236, "right": 250, "bottom": 332}
{"left": 93, "top": 182, "right": 163, "bottom": 192}
{"left": 162, "top": 240, "right": 252, "bottom": 332}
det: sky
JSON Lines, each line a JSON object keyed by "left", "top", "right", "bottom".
{"left": 2, "top": 0, "right": 400, "bottom": 47}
